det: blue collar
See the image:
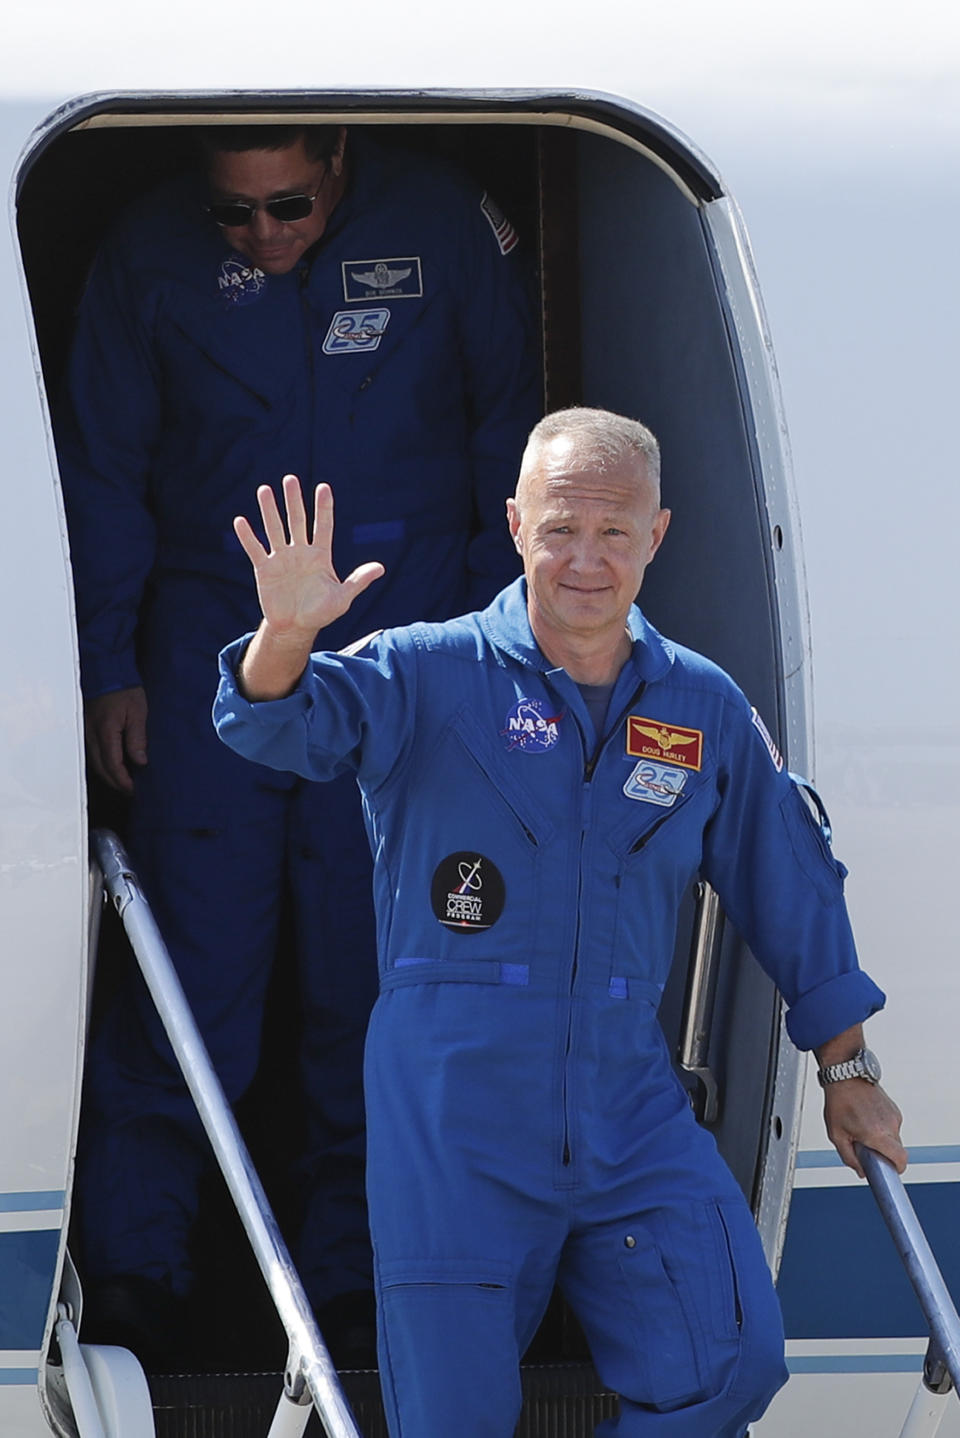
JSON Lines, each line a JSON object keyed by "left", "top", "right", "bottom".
{"left": 478, "top": 577, "right": 675, "bottom": 687}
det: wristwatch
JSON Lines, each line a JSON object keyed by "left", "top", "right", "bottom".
{"left": 817, "top": 1047, "right": 882, "bottom": 1087}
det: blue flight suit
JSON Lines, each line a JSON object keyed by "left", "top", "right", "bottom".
{"left": 57, "top": 134, "right": 539, "bottom": 1306}
{"left": 214, "top": 578, "right": 885, "bottom": 1435}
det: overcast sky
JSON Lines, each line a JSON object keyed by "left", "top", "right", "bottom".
{"left": 3, "top": 0, "right": 958, "bottom": 150}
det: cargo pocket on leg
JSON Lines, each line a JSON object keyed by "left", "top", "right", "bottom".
{"left": 376, "top": 1257, "right": 521, "bottom": 1438}
{"left": 561, "top": 1220, "right": 709, "bottom": 1409}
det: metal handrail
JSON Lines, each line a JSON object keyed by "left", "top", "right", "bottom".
{"left": 91, "top": 829, "right": 362, "bottom": 1438}
{"left": 676, "top": 880, "right": 724, "bottom": 1123}
{"left": 858, "top": 1143, "right": 960, "bottom": 1397}
{"left": 55, "top": 1305, "right": 108, "bottom": 1438}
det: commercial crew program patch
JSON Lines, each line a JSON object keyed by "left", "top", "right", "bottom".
{"left": 623, "top": 760, "right": 688, "bottom": 807}
{"left": 501, "top": 698, "right": 563, "bottom": 753}
{"left": 751, "top": 707, "right": 784, "bottom": 771}
{"left": 341, "top": 257, "right": 423, "bottom": 301}
{"left": 626, "top": 717, "right": 703, "bottom": 771}
{"left": 322, "top": 308, "right": 391, "bottom": 354}
{"left": 431, "top": 853, "right": 506, "bottom": 934}
{"left": 480, "top": 193, "right": 519, "bottom": 255}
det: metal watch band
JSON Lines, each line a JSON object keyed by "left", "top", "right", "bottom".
{"left": 817, "top": 1047, "right": 881, "bottom": 1087}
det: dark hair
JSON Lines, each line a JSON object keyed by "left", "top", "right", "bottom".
{"left": 197, "top": 125, "right": 342, "bottom": 167}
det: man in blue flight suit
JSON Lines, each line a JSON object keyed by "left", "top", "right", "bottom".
{"left": 213, "top": 408, "right": 906, "bottom": 1435}
{"left": 57, "top": 121, "right": 538, "bottom": 1360}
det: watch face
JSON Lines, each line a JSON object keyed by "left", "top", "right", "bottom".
{"left": 862, "top": 1048, "right": 882, "bottom": 1084}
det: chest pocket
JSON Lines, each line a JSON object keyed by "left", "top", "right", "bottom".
{"left": 313, "top": 287, "right": 440, "bottom": 394}
{"left": 445, "top": 705, "right": 555, "bottom": 853}
{"left": 605, "top": 757, "right": 717, "bottom": 870}
{"left": 162, "top": 299, "right": 299, "bottom": 417}
{"left": 389, "top": 706, "right": 552, "bottom": 969}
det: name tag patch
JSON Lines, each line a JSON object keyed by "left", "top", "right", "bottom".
{"left": 626, "top": 717, "right": 703, "bottom": 771}
{"left": 431, "top": 852, "right": 505, "bottom": 934}
{"left": 342, "top": 257, "right": 423, "bottom": 301}
{"left": 623, "top": 760, "right": 688, "bottom": 807}
{"left": 322, "top": 308, "right": 391, "bottom": 354}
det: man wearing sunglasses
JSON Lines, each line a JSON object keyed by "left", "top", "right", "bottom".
{"left": 57, "top": 121, "right": 539, "bottom": 1367}
{"left": 203, "top": 128, "right": 349, "bottom": 273}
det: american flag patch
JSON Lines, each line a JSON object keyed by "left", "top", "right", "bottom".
{"left": 751, "top": 707, "right": 784, "bottom": 772}
{"left": 480, "top": 192, "right": 519, "bottom": 255}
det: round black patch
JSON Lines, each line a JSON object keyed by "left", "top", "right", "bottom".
{"left": 430, "top": 852, "right": 506, "bottom": 935}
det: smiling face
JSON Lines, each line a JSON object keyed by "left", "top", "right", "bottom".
{"left": 507, "top": 433, "right": 670, "bottom": 676}
{"left": 206, "top": 132, "right": 346, "bottom": 275}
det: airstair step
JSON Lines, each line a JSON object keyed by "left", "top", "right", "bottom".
{"left": 149, "top": 1363, "right": 617, "bottom": 1437}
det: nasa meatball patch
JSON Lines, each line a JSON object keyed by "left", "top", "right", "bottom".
{"left": 431, "top": 853, "right": 506, "bottom": 934}
{"left": 217, "top": 255, "right": 267, "bottom": 307}
{"left": 501, "top": 698, "right": 563, "bottom": 753}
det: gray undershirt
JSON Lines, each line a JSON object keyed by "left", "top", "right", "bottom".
{"left": 576, "top": 682, "right": 616, "bottom": 744}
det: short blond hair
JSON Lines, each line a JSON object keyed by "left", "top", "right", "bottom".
{"left": 518, "top": 408, "right": 661, "bottom": 502}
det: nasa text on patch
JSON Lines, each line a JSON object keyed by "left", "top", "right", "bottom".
{"left": 342, "top": 257, "right": 423, "bottom": 302}
{"left": 322, "top": 308, "right": 391, "bottom": 355}
{"left": 218, "top": 255, "right": 267, "bottom": 307}
{"left": 501, "top": 697, "right": 563, "bottom": 753}
{"left": 623, "top": 760, "right": 688, "bottom": 807}
{"left": 626, "top": 716, "right": 703, "bottom": 770}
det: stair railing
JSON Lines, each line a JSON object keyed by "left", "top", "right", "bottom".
{"left": 858, "top": 1144, "right": 960, "bottom": 1438}
{"left": 92, "top": 829, "right": 362, "bottom": 1438}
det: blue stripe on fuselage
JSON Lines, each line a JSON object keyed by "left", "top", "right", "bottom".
{"left": 0, "top": 1192, "right": 65, "bottom": 1213}
{"left": 796, "top": 1146, "right": 960, "bottom": 1169}
{"left": 786, "top": 1354, "right": 923, "bottom": 1374}
{"left": 778, "top": 1182, "right": 960, "bottom": 1338}
{"left": 0, "top": 1230, "right": 60, "bottom": 1349}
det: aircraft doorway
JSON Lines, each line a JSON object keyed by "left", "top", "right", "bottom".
{"left": 15, "top": 92, "right": 804, "bottom": 1375}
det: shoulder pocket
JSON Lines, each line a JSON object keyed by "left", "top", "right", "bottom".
{"left": 779, "top": 782, "right": 848, "bottom": 903}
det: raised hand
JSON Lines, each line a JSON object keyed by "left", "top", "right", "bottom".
{"left": 235, "top": 476, "right": 384, "bottom": 640}
{"left": 233, "top": 476, "right": 384, "bottom": 702}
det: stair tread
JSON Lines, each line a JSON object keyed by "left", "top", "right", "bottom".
{"left": 149, "top": 1363, "right": 617, "bottom": 1437}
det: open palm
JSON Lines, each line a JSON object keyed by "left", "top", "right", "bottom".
{"left": 234, "top": 475, "right": 384, "bottom": 639}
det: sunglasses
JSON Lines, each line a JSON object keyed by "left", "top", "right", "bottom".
{"left": 205, "top": 182, "right": 325, "bottom": 229}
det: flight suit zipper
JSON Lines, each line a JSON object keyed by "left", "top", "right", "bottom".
{"left": 299, "top": 262, "right": 317, "bottom": 481}
{"left": 560, "top": 681, "right": 646, "bottom": 1169}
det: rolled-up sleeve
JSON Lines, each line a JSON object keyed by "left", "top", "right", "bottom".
{"left": 783, "top": 970, "right": 885, "bottom": 1052}
{"left": 703, "top": 687, "right": 885, "bottom": 1052}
